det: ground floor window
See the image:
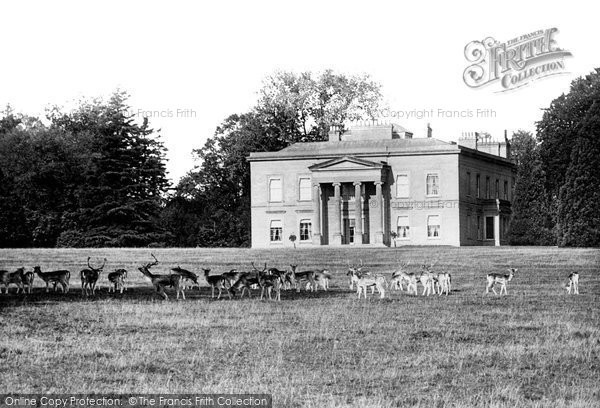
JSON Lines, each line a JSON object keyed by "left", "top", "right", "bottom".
{"left": 427, "top": 215, "right": 440, "bottom": 238}
{"left": 270, "top": 220, "right": 282, "bottom": 242}
{"left": 397, "top": 216, "right": 410, "bottom": 239}
{"left": 299, "top": 220, "right": 312, "bottom": 241}
{"left": 466, "top": 214, "right": 472, "bottom": 239}
{"left": 485, "top": 216, "right": 495, "bottom": 240}
{"left": 477, "top": 216, "right": 482, "bottom": 240}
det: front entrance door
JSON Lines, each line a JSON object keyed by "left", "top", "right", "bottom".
{"left": 343, "top": 218, "right": 355, "bottom": 245}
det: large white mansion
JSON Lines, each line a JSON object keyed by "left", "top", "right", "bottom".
{"left": 248, "top": 123, "right": 515, "bottom": 248}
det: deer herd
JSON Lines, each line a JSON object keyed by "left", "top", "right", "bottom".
{"left": 0, "top": 254, "right": 583, "bottom": 301}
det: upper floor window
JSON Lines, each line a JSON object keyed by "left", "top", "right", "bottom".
{"left": 298, "top": 177, "right": 311, "bottom": 201}
{"left": 396, "top": 174, "right": 410, "bottom": 198}
{"left": 467, "top": 172, "right": 471, "bottom": 196}
{"left": 485, "top": 177, "right": 490, "bottom": 199}
{"left": 426, "top": 173, "right": 439, "bottom": 196}
{"left": 476, "top": 174, "right": 481, "bottom": 198}
{"left": 269, "top": 177, "right": 282, "bottom": 202}
{"left": 504, "top": 180, "right": 509, "bottom": 200}
{"left": 495, "top": 179, "right": 500, "bottom": 199}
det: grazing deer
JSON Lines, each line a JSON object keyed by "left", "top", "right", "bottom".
{"left": 486, "top": 268, "right": 516, "bottom": 295}
{"left": 356, "top": 275, "right": 386, "bottom": 299}
{"left": 34, "top": 266, "right": 70, "bottom": 293}
{"left": 171, "top": 266, "right": 200, "bottom": 290}
{"left": 229, "top": 272, "right": 259, "bottom": 298}
{"left": 80, "top": 257, "right": 106, "bottom": 296}
{"left": 566, "top": 272, "right": 579, "bottom": 295}
{"left": 290, "top": 264, "right": 317, "bottom": 292}
{"left": 19, "top": 270, "right": 35, "bottom": 294}
{"left": 108, "top": 269, "right": 128, "bottom": 294}
{"left": 203, "top": 268, "right": 231, "bottom": 299}
{"left": 138, "top": 254, "right": 185, "bottom": 300}
{"left": 0, "top": 268, "right": 25, "bottom": 294}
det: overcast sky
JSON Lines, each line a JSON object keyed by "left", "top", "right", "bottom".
{"left": 1, "top": 0, "right": 596, "bottom": 182}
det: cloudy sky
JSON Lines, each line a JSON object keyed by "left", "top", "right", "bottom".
{"left": 1, "top": 0, "right": 596, "bottom": 182}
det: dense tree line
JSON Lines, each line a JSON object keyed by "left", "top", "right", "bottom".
{"left": 1, "top": 68, "right": 598, "bottom": 248}
{"left": 0, "top": 92, "right": 170, "bottom": 247}
{"left": 509, "top": 68, "right": 600, "bottom": 247}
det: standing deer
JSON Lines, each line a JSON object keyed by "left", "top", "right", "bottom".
{"left": 138, "top": 254, "right": 185, "bottom": 300}
{"left": 0, "top": 268, "right": 26, "bottom": 294}
{"left": 34, "top": 266, "right": 70, "bottom": 293}
{"left": 486, "top": 268, "right": 516, "bottom": 295}
{"left": 566, "top": 272, "right": 579, "bottom": 295}
{"left": 203, "top": 268, "right": 231, "bottom": 299}
{"left": 289, "top": 264, "right": 317, "bottom": 292}
{"left": 108, "top": 269, "right": 128, "bottom": 294}
{"left": 171, "top": 266, "right": 200, "bottom": 290}
{"left": 80, "top": 257, "right": 107, "bottom": 296}
{"left": 19, "top": 270, "right": 35, "bottom": 294}
{"left": 257, "top": 267, "right": 283, "bottom": 301}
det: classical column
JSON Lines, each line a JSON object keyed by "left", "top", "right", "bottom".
{"left": 312, "top": 183, "right": 321, "bottom": 245}
{"left": 332, "top": 182, "right": 342, "bottom": 245}
{"left": 494, "top": 214, "right": 500, "bottom": 246}
{"left": 374, "top": 181, "right": 384, "bottom": 244}
{"left": 353, "top": 181, "right": 363, "bottom": 244}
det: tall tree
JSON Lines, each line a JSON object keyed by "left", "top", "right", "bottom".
{"left": 50, "top": 91, "right": 171, "bottom": 247}
{"left": 537, "top": 68, "right": 600, "bottom": 200}
{"left": 508, "top": 131, "right": 554, "bottom": 245}
{"left": 556, "top": 100, "right": 600, "bottom": 247}
{"left": 257, "top": 70, "right": 382, "bottom": 141}
{"left": 166, "top": 70, "right": 383, "bottom": 247}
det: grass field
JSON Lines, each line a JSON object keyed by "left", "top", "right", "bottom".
{"left": 0, "top": 247, "right": 599, "bottom": 407}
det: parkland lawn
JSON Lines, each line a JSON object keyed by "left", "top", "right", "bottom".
{"left": 0, "top": 247, "right": 599, "bottom": 407}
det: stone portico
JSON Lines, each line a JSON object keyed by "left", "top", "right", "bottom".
{"left": 309, "top": 157, "right": 387, "bottom": 246}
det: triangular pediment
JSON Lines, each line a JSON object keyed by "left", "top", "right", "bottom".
{"left": 309, "top": 156, "right": 385, "bottom": 172}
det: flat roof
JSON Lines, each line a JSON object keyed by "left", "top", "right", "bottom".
{"left": 248, "top": 137, "right": 513, "bottom": 166}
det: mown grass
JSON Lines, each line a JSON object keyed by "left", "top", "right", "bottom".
{"left": 0, "top": 247, "right": 599, "bottom": 407}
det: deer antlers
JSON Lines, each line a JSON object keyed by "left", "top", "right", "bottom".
{"left": 142, "top": 253, "right": 159, "bottom": 270}
{"left": 87, "top": 257, "right": 107, "bottom": 271}
{"left": 251, "top": 262, "right": 267, "bottom": 273}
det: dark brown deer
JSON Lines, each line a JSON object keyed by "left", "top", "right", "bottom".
{"left": 19, "top": 271, "right": 35, "bottom": 294}
{"left": 34, "top": 266, "right": 70, "bottom": 293}
{"left": 108, "top": 269, "right": 128, "bottom": 294}
{"left": 138, "top": 254, "right": 184, "bottom": 300}
{"left": 257, "top": 267, "right": 283, "bottom": 301}
{"left": 0, "top": 268, "right": 25, "bottom": 294}
{"left": 203, "top": 268, "right": 231, "bottom": 299}
{"left": 171, "top": 266, "right": 200, "bottom": 290}
{"left": 80, "top": 257, "right": 107, "bottom": 296}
